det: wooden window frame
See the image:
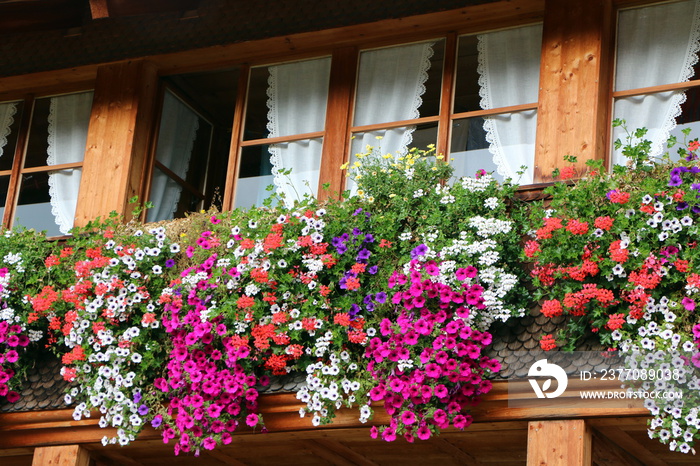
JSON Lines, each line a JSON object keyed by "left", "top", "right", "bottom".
{"left": 221, "top": 25, "right": 543, "bottom": 209}
{"left": 0, "top": 88, "right": 93, "bottom": 235}
{"left": 608, "top": 0, "right": 700, "bottom": 166}
{"left": 142, "top": 85, "right": 217, "bottom": 222}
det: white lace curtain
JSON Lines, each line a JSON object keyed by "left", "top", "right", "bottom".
{"left": 613, "top": 0, "right": 700, "bottom": 165}
{"left": 267, "top": 58, "right": 331, "bottom": 207}
{"left": 0, "top": 102, "right": 17, "bottom": 159}
{"left": 477, "top": 24, "right": 543, "bottom": 185}
{"left": 147, "top": 90, "right": 200, "bottom": 222}
{"left": 351, "top": 42, "right": 434, "bottom": 156}
{"left": 47, "top": 91, "right": 94, "bottom": 234}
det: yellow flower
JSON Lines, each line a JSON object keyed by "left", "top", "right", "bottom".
{"left": 180, "top": 233, "right": 187, "bottom": 237}
{"left": 389, "top": 193, "right": 396, "bottom": 198}
{"left": 382, "top": 154, "right": 393, "bottom": 159}
{"left": 353, "top": 161, "right": 362, "bottom": 168}
{"left": 375, "top": 135, "right": 384, "bottom": 140}
{"left": 368, "top": 196, "right": 375, "bottom": 202}
{"left": 357, "top": 189, "right": 365, "bottom": 196}
{"left": 431, "top": 166, "right": 438, "bottom": 171}
{"left": 340, "top": 162, "right": 349, "bottom": 170}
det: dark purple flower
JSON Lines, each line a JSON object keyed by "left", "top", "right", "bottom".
{"left": 357, "top": 248, "right": 371, "bottom": 261}
{"left": 352, "top": 208, "right": 363, "bottom": 216}
{"left": 165, "top": 259, "right": 176, "bottom": 268}
{"left": 375, "top": 292, "right": 387, "bottom": 304}
{"left": 138, "top": 404, "right": 149, "bottom": 416}
{"left": 368, "top": 265, "right": 378, "bottom": 275}
{"left": 364, "top": 233, "right": 375, "bottom": 243}
{"left": 677, "top": 202, "right": 689, "bottom": 211}
{"left": 669, "top": 175, "right": 683, "bottom": 187}
{"left": 410, "top": 244, "right": 428, "bottom": 259}
{"left": 151, "top": 415, "right": 163, "bottom": 428}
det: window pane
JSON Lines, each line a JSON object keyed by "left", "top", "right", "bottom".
{"left": 454, "top": 25, "right": 542, "bottom": 113}
{"left": 148, "top": 90, "right": 213, "bottom": 222}
{"left": 615, "top": 0, "right": 699, "bottom": 91}
{"left": 613, "top": 86, "right": 700, "bottom": 165}
{"left": 244, "top": 58, "right": 331, "bottom": 140}
{"left": 347, "top": 123, "right": 438, "bottom": 194}
{"left": 149, "top": 69, "right": 237, "bottom": 221}
{"left": 450, "top": 111, "right": 536, "bottom": 184}
{"left": 25, "top": 92, "right": 93, "bottom": 168}
{"left": 15, "top": 171, "right": 77, "bottom": 237}
{"left": 350, "top": 123, "right": 438, "bottom": 159}
{"left": 235, "top": 138, "right": 323, "bottom": 209}
{"left": 0, "top": 100, "right": 23, "bottom": 172}
{"left": 354, "top": 41, "right": 442, "bottom": 127}
{"left": 148, "top": 166, "right": 203, "bottom": 222}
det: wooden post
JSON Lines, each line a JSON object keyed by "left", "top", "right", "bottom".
{"left": 32, "top": 445, "right": 90, "bottom": 466}
{"left": 527, "top": 420, "right": 591, "bottom": 466}
{"left": 533, "top": 0, "right": 614, "bottom": 182}
{"left": 318, "top": 46, "right": 358, "bottom": 200}
{"left": 75, "top": 60, "right": 159, "bottom": 226}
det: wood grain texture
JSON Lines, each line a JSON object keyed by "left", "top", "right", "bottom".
{"left": 319, "top": 46, "right": 358, "bottom": 200}
{"left": 534, "top": 0, "right": 614, "bottom": 182}
{"left": 527, "top": 419, "right": 591, "bottom": 466}
{"left": 74, "top": 60, "right": 158, "bottom": 226}
{"left": 32, "top": 445, "right": 90, "bottom": 466}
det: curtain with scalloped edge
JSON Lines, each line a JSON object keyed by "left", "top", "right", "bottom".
{"left": 0, "top": 102, "right": 17, "bottom": 159}
{"left": 266, "top": 58, "right": 331, "bottom": 207}
{"left": 477, "top": 24, "right": 543, "bottom": 185}
{"left": 613, "top": 0, "right": 700, "bottom": 165}
{"left": 347, "top": 42, "right": 434, "bottom": 193}
{"left": 147, "top": 90, "right": 200, "bottom": 223}
{"left": 47, "top": 91, "right": 93, "bottom": 235}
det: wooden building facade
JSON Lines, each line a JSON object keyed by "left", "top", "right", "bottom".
{"left": 1, "top": 0, "right": 699, "bottom": 464}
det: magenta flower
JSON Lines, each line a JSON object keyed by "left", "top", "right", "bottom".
{"left": 682, "top": 297, "right": 696, "bottom": 311}
{"left": 381, "top": 427, "right": 397, "bottom": 442}
{"left": 416, "top": 424, "right": 432, "bottom": 440}
{"left": 400, "top": 410, "right": 416, "bottom": 425}
{"left": 202, "top": 437, "right": 217, "bottom": 450}
{"left": 245, "top": 413, "right": 259, "bottom": 427}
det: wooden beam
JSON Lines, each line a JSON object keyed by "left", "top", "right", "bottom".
{"left": 593, "top": 426, "right": 669, "bottom": 466}
{"left": 434, "top": 437, "right": 485, "bottom": 465}
{"left": 591, "top": 428, "right": 645, "bottom": 466}
{"left": 74, "top": 60, "right": 159, "bottom": 225}
{"left": 306, "top": 438, "right": 378, "bottom": 466}
{"left": 534, "top": 0, "right": 614, "bottom": 182}
{"left": 527, "top": 419, "right": 591, "bottom": 466}
{"left": 32, "top": 445, "right": 90, "bottom": 466}
{"left": 437, "top": 34, "right": 457, "bottom": 159}
{"left": 0, "top": 1, "right": 544, "bottom": 97}
{"left": 89, "top": 0, "right": 110, "bottom": 19}
{"left": 319, "top": 46, "right": 358, "bottom": 200}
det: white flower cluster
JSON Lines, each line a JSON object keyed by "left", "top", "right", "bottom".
{"left": 621, "top": 326, "right": 700, "bottom": 454}
{"left": 460, "top": 174, "right": 495, "bottom": 192}
{"left": 64, "top": 227, "right": 172, "bottom": 446}
{"left": 297, "top": 350, "right": 364, "bottom": 425}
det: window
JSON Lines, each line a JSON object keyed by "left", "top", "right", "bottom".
{"left": 237, "top": 57, "right": 331, "bottom": 208}
{"left": 612, "top": 0, "right": 700, "bottom": 164}
{"left": 450, "top": 25, "right": 542, "bottom": 185}
{"left": 148, "top": 24, "right": 542, "bottom": 218}
{"left": 0, "top": 91, "right": 93, "bottom": 236}
{"left": 145, "top": 69, "right": 239, "bottom": 221}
